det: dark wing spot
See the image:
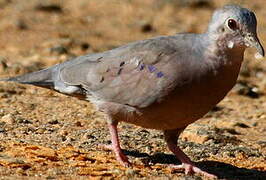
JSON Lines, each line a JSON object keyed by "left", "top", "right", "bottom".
{"left": 117, "top": 68, "right": 123, "bottom": 75}
{"left": 120, "top": 61, "right": 125, "bottom": 67}
{"left": 139, "top": 64, "right": 145, "bottom": 71}
{"left": 100, "top": 77, "right": 105, "bottom": 82}
{"left": 158, "top": 52, "right": 163, "bottom": 57}
{"left": 97, "top": 57, "right": 103, "bottom": 62}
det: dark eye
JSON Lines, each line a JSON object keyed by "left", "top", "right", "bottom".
{"left": 227, "top": 19, "right": 237, "bottom": 30}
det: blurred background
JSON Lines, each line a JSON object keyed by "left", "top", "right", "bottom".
{"left": 0, "top": 0, "right": 265, "bottom": 179}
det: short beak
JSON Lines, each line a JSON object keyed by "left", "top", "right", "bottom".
{"left": 245, "top": 33, "right": 265, "bottom": 57}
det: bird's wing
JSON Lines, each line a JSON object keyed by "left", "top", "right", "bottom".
{"left": 58, "top": 35, "right": 195, "bottom": 108}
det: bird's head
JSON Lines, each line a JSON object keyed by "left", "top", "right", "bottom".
{"left": 207, "top": 5, "right": 264, "bottom": 57}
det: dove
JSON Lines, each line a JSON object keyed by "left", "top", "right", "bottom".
{"left": 1, "top": 5, "right": 264, "bottom": 178}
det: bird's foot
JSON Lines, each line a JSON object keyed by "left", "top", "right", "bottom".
{"left": 170, "top": 163, "right": 217, "bottom": 179}
{"left": 98, "top": 144, "right": 131, "bottom": 167}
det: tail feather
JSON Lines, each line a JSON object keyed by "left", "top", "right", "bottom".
{"left": 1, "top": 68, "right": 55, "bottom": 88}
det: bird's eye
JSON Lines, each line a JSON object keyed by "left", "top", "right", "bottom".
{"left": 227, "top": 19, "right": 238, "bottom": 30}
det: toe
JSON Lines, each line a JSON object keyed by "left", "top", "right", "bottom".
{"left": 171, "top": 163, "right": 217, "bottom": 179}
{"left": 192, "top": 166, "right": 217, "bottom": 179}
{"left": 117, "top": 153, "right": 131, "bottom": 167}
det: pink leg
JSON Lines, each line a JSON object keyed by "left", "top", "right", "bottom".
{"left": 107, "top": 121, "right": 131, "bottom": 167}
{"left": 164, "top": 129, "right": 217, "bottom": 179}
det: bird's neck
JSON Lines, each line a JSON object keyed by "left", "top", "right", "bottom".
{"left": 202, "top": 32, "right": 245, "bottom": 65}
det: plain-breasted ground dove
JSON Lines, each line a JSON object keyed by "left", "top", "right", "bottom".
{"left": 2, "top": 5, "right": 264, "bottom": 178}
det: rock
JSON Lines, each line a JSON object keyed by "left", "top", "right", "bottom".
{"left": 80, "top": 42, "right": 90, "bottom": 51}
{"left": 257, "top": 141, "right": 266, "bottom": 148}
{"left": 141, "top": 23, "right": 154, "bottom": 33}
{"left": 17, "top": 118, "right": 32, "bottom": 124}
{"left": 15, "top": 19, "right": 28, "bottom": 30}
{"left": 0, "top": 56, "right": 8, "bottom": 72}
{"left": 234, "top": 122, "right": 250, "bottom": 128}
{"left": 177, "top": 0, "right": 213, "bottom": 8}
{"left": 181, "top": 124, "right": 210, "bottom": 144}
{"left": 50, "top": 45, "right": 68, "bottom": 55}
{"left": 1, "top": 114, "right": 15, "bottom": 125}
{"left": 233, "top": 81, "right": 261, "bottom": 98}
{"left": 48, "top": 120, "right": 59, "bottom": 125}
{"left": 35, "top": 3, "right": 62, "bottom": 13}
{"left": 0, "top": 128, "right": 5, "bottom": 133}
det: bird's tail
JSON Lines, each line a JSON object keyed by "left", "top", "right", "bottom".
{"left": 1, "top": 67, "right": 55, "bottom": 88}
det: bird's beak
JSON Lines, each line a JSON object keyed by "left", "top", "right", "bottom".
{"left": 244, "top": 33, "right": 265, "bottom": 57}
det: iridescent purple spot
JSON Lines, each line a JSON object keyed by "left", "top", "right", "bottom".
{"left": 157, "top": 71, "right": 164, "bottom": 78}
{"left": 139, "top": 64, "right": 145, "bottom": 71}
{"left": 148, "top": 65, "right": 156, "bottom": 72}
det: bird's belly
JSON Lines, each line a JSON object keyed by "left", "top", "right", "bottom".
{"left": 121, "top": 63, "right": 241, "bottom": 130}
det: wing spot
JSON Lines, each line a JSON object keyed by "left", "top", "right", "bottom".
{"left": 117, "top": 68, "right": 123, "bottom": 75}
{"left": 148, "top": 65, "right": 156, "bottom": 72}
{"left": 97, "top": 57, "right": 103, "bottom": 62}
{"left": 120, "top": 61, "right": 125, "bottom": 67}
{"left": 157, "top": 71, "right": 164, "bottom": 78}
{"left": 158, "top": 52, "right": 163, "bottom": 57}
{"left": 100, "top": 76, "right": 105, "bottom": 82}
{"left": 139, "top": 64, "right": 145, "bottom": 71}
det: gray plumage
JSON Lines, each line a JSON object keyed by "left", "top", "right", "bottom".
{"left": 2, "top": 5, "right": 264, "bottom": 177}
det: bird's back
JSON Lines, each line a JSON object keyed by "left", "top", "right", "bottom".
{"left": 3, "top": 33, "right": 244, "bottom": 130}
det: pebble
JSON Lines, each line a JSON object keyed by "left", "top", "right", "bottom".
{"left": 15, "top": 19, "right": 28, "bottom": 30}
{"left": 1, "top": 114, "right": 15, "bottom": 125}
{"left": 35, "top": 3, "right": 62, "bottom": 13}
{"left": 0, "top": 128, "right": 5, "bottom": 133}
{"left": 233, "top": 81, "right": 261, "bottom": 98}
{"left": 234, "top": 122, "right": 250, "bottom": 128}
{"left": 50, "top": 45, "right": 68, "bottom": 55}
{"left": 141, "top": 23, "right": 154, "bottom": 33}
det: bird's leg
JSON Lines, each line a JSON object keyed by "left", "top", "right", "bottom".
{"left": 107, "top": 121, "right": 131, "bottom": 167}
{"left": 164, "top": 129, "right": 217, "bottom": 178}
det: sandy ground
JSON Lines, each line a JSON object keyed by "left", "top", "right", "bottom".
{"left": 0, "top": 0, "right": 265, "bottom": 179}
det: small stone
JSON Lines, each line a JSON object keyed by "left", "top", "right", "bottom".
{"left": 178, "top": 0, "right": 213, "bottom": 8}
{"left": 257, "top": 141, "right": 266, "bottom": 147}
{"left": 125, "top": 169, "right": 139, "bottom": 176}
{"left": 35, "top": 4, "right": 62, "bottom": 13}
{"left": 17, "top": 118, "right": 32, "bottom": 124}
{"left": 50, "top": 45, "right": 68, "bottom": 55}
{"left": 181, "top": 124, "right": 210, "bottom": 144}
{"left": 141, "top": 23, "right": 154, "bottom": 33}
{"left": 75, "top": 121, "right": 82, "bottom": 127}
{"left": 1, "top": 114, "right": 15, "bottom": 124}
{"left": 59, "top": 130, "right": 68, "bottom": 136}
{"left": 234, "top": 81, "right": 261, "bottom": 98}
{"left": 0, "top": 128, "right": 5, "bottom": 133}
{"left": 15, "top": 19, "right": 28, "bottom": 30}
{"left": 48, "top": 120, "right": 59, "bottom": 124}
{"left": 234, "top": 122, "right": 250, "bottom": 128}
{"left": 46, "top": 176, "right": 56, "bottom": 180}
{"left": 80, "top": 42, "right": 90, "bottom": 51}
{"left": 0, "top": 57, "right": 8, "bottom": 71}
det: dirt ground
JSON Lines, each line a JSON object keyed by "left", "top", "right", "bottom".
{"left": 0, "top": 0, "right": 265, "bottom": 179}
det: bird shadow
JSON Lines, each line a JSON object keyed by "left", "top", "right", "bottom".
{"left": 123, "top": 150, "right": 266, "bottom": 180}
